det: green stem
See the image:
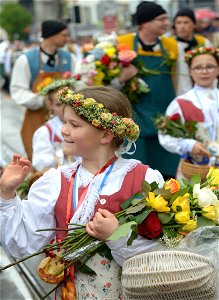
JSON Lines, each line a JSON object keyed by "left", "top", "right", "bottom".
{"left": 41, "top": 278, "right": 67, "bottom": 300}
{"left": 163, "top": 225, "right": 182, "bottom": 228}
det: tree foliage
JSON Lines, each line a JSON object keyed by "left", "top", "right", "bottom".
{"left": 0, "top": 3, "right": 32, "bottom": 40}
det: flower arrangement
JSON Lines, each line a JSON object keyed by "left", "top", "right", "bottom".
{"left": 57, "top": 88, "right": 140, "bottom": 142}
{"left": 79, "top": 35, "right": 150, "bottom": 103}
{"left": 153, "top": 113, "right": 197, "bottom": 139}
{"left": 185, "top": 47, "right": 219, "bottom": 65}
{"left": 2, "top": 172, "right": 218, "bottom": 299}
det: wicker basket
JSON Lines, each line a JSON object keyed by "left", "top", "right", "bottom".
{"left": 180, "top": 159, "right": 210, "bottom": 180}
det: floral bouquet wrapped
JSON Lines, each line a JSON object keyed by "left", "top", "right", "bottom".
{"left": 79, "top": 34, "right": 150, "bottom": 103}
{"left": 1, "top": 171, "right": 218, "bottom": 299}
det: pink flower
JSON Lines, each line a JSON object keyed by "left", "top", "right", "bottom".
{"left": 118, "top": 50, "right": 137, "bottom": 66}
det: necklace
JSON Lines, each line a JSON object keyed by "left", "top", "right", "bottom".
{"left": 194, "top": 86, "right": 219, "bottom": 141}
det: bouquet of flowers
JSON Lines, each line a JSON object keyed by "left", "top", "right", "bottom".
{"left": 80, "top": 34, "right": 150, "bottom": 103}
{"left": 154, "top": 112, "right": 197, "bottom": 139}
{"left": 2, "top": 171, "right": 218, "bottom": 299}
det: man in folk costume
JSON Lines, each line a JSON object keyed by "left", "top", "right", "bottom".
{"left": 173, "top": 8, "right": 212, "bottom": 95}
{"left": 117, "top": 1, "right": 179, "bottom": 179}
{"left": 10, "top": 20, "right": 76, "bottom": 161}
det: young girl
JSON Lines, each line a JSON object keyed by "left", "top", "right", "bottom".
{"left": 158, "top": 47, "right": 219, "bottom": 177}
{"left": 0, "top": 87, "right": 164, "bottom": 299}
{"left": 32, "top": 78, "right": 85, "bottom": 171}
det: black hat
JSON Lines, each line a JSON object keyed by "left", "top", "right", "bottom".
{"left": 174, "top": 8, "right": 196, "bottom": 24}
{"left": 41, "top": 20, "right": 68, "bottom": 39}
{"left": 134, "top": 1, "right": 167, "bottom": 25}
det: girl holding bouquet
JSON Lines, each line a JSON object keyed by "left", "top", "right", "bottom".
{"left": 158, "top": 47, "right": 219, "bottom": 178}
{"left": 0, "top": 87, "right": 164, "bottom": 299}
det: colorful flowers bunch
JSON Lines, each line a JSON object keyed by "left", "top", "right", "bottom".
{"left": 2, "top": 172, "right": 218, "bottom": 298}
{"left": 154, "top": 112, "right": 197, "bottom": 139}
{"left": 185, "top": 47, "right": 219, "bottom": 65}
{"left": 57, "top": 88, "right": 140, "bottom": 142}
{"left": 80, "top": 36, "right": 150, "bottom": 103}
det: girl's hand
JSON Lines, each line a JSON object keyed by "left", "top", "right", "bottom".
{"left": 86, "top": 209, "right": 119, "bottom": 241}
{"left": 191, "top": 142, "right": 211, "bottom": 157}
{"left": 118, "top": 64, "right": 138, "bottom": 83}
{"left": 0, "top": 154, "right": 32, "bottom": 200}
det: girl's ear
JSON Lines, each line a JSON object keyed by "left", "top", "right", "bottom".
{"left": 101, "top": 129, "right": 114, "bottom": 145}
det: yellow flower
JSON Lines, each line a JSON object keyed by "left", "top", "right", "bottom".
{"left": 100, "top": 113, "right": 112, "bottom": 122}
{"left": 164, "top": 178, "right": 180, "bottom": 193}
{"left": 175, "top": 211, "right": 190, "bottom": 224}
{"left": 83, "top": 98, "right": 96, "bottom": 107}
{"left": 95, "top": 61, "right": 101, "bottom": 66}
{"left": 181, "top": 220, "right": 197, "bottom": 232}
{"left": 114, "top": 124, "right": 126, "bottom": 136}
{"left": 104, "top": 47, "right": 116, "bottom": 58}
{"left": 172, "top": 193, "right": 190, "bottom": 212}
{"left": 202, "top": 205, "right": 216, "bottom": 221}
{"left": 108, "top": 68, "right": 120, "bottom": 77}
{"left": 146, "top": 192, "right": 170, "bottom": 213}
{"left": 92, "top": 119, "right": 101, "bottom": 127}
{"left": 93, "top": 71, "right": 105, "bottom": 86}
{"left": 207, "top": 167, "right": 219, "bottom": 186}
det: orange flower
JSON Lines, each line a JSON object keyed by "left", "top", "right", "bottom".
{"left": 118, "top": 50, "right": 137, "bottom": 64}
{"left": 117, "top": 43, "right": 130, "bottom": 51}
{"left": 164, "top": 178, "right": 180, "bottom": 193}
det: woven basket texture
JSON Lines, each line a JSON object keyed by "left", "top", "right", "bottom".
{"left": 180, "top": 159, "right": 210, "bottom": 180}
{"left": 122, "top": 251, "right": 217, "bottom": 300}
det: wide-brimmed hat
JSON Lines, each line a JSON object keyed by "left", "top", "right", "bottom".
{"left": 122, "top": 251, "right": 217, "bottom": 300}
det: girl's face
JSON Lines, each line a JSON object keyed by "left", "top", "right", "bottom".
{"left": 48, "top": 92, "right": 64, "bottom": 121}
{"left": 190, "top": 54, "right": 219, "bottom": 88}
{"left": 61, "top": 105, "right": 105, "bottom": 158}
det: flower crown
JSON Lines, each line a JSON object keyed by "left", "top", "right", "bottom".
{"left": 57, "top": 87, "right": 140, "bottom": 142}
{"left": 40, "top": 78, "right": 78, "bottom": 96}
{"left": 185, "top": 47, "right": 219, "bottom": 65}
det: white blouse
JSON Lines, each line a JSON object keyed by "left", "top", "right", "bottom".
{"left": 159, "top": 85, "right": 219, "bottom": 156}
{"left": 0, "top": 157, "right": 164, "bottom": 266}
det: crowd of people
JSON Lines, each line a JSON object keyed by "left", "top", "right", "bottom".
{"left": 0, "top": 1, "right": 218, "bottom": 299}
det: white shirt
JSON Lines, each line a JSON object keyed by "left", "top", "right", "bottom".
{"left": 0, "top": 157, "right": 164, "bottom": 265}
{"left": 9, "top": 48, "right": 80, "bottom": 110}
{"left": 159, "top": 85, "right": 219, "bottom": 155}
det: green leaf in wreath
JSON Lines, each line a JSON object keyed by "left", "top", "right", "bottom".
{"left": 108, "top": 221, "right": 137, "bottom": 241}
{"left": 135, "top": 208, "right": 153, "bottom": 224}
{"left": 158, "top": 212, "right": 174, "bottom": 224}
{"left": 190, "top": 174, "right": 201, "bottom": 186}
{"left": 153, "top": 188, "right": 172, "bottom": 199}
{"left": 126, "top": 203, "right": 146, "bottom": 214}
{"left": 162, "top": 228, "right": 178, "bottom": 238}
{"left": 169, "top": 188, "right": 189, "bottom": 204}
{"left": 120, "top": 192, "right": 143, "bottom": 210}
{"left": 141, "top": 180, "right": 151, "bottom": 195}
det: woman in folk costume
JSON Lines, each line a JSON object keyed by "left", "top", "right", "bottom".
{"left": 10, "top": 20, "right": 78, "bottom": 161}
{"left": 159, "top": 47, "right": 219, "bottom": 178}
{"left": 173, "top": 8, "right": 212, "bottom": 96}
{"left": 0, "top": 87, "right": 164, "bottom": 299}
{"left": 32, "top": 77, "right": 85, "bottom": 171}
{"left": 117, "top": 1, "right": 179, "bottom": 179}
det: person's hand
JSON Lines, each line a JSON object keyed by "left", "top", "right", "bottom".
{"left": 86, "top": 208, "right": 119, "bottom": 241}
{"left": 118, "top": 64, "right": 138, "bottom": 83}
{"left": 191, "top": 141, "right": 211, "bottom": 157}
{"left": 0, "top": 154, "right": 32, "bottom": 200}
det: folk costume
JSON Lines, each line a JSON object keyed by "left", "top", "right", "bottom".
{"left": 32, "top": 116, "right": 75, "bottom": 171}
{"left": 118, "top": 33, "right": 180, "bottom": 177}
{"left": 158, "top": 84, "right": 219, "bottom": 176}
{"left": 0, "top": 157, "right": 164, "bottom": 299}
{"left": 10, "top": 21, "right": 74, "bottom": 161}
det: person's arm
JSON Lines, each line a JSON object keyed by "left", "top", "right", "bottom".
{"left": 32, "top": 126, "right": 57, "bottom": 171}
{"left": 10, "top": 54, "right": 44, "bottom": 110}
{"left": 0, "top": 166, "right": 61, "bottom": 258}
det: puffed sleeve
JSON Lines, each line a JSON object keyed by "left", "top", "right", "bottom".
{"left": 0, "top": 168, "right": 61, "bottom": 258}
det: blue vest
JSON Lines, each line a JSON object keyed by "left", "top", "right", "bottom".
{"left": 25, "top": 47, "right": 71, "bottom": 88}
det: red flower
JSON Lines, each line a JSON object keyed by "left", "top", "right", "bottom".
{"left": 169, "top": 113, "right": 180, "bottom": 121}
{"left": 101, "top": 55, "right": 111, "bottom": 66}
{"left": 138, "top": 212, "right": 162, "bottom": 239}
{"left": 74, "top": 74, "right": 81, "bottom": 80}
{"left": 62, "top": 71, "right": 71, "bottom": 79}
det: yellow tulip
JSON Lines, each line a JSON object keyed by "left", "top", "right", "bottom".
{"left": 202, "top": 205, "right": 216, "bottom": 221}
{"left": 105, "top": 47, "right": 116, "bottom": 58}
{"left": 164, "top": 178, "right": 180, "bottom": 193}
{"left": 146, "top": 192, "right": 170, "bottom": 212}
{"left": 175, "top": 211, "right": 190, "bottom": 224}
{"left": 207, "top": 167, "right": 219, "bottom": 186}
{"left": 181, "top": 220, "right": 197, "bottom": 232}
{"left": 172, "top": 193, "right": 190, "bottom": 212}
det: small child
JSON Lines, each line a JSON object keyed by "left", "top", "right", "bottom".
{"left": 32, "top": 78, "right": 85, "bottom": 171}
{"left": 158, "top": 47, "right": 219, "bottom": 177}
{"left": 0, "top": 86, "right": 164, "bottom": 299}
